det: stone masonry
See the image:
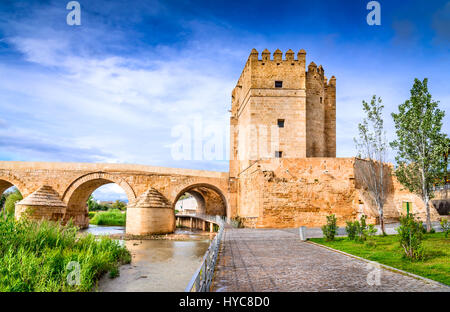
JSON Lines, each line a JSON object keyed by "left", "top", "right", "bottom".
{"left": 0, "top": 161, "right": 229, "bottom": 234}
{"left": 228, "top": 49, "right": 440, "bottom": 227}
{"left": 0, "top": 49, "right": 442, "bottom": 233}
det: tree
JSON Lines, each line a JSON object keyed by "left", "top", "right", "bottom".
{"left": 87, "top": 195, "right": 100, "bottom": 211}
{"left": 0, "top": 193, "right": 7, "bottom": 210}
{"left": 391, "top": 78, "right": 448, "bottom": 232}
{"left": 4, "top": 190, "right": 23, "bottom": 215}
{"left": 354, "top": 95, "right": 388, "bottom": 234}
{"left": 111, "top": 200, "right": 127, "bottom": 211}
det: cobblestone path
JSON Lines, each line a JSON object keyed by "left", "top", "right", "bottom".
{"left": 212, "top": 228, "right": 449, "bottom": 292}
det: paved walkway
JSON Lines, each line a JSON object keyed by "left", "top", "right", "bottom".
{"left": 212, "top": 228, "right": 449, "bottom": 292}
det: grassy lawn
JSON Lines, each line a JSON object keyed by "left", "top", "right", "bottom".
{"left": 310, "top": 232, "right": 450, "bottom": 286}
{"left": 89, "top": 209, "right": 126, "bottom": 226}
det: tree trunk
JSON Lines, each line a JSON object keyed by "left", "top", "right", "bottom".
{"left": 378, "top": 202, "right": 385, "bottom": 235}
{"left": 425, "top": 195, "right": 431, "bottom": 232}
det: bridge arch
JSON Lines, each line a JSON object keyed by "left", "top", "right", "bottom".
{"left": 62, "top": 172, "right": 136, "bottom": 228}
{"left": 0, "top": 175, "right": 26, "bottom": 197}
{"left": 173, "top": 183, "right": 228, "bottom": 216}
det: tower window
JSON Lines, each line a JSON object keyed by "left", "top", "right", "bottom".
{"left": 275, "top": 81, "right": 283, "bottom": 88}
{"left": 277, "top": 119, "right": 285, "bottom": 128}
{"left": 275, "top": 151, "right": 283, "bottom": 158}
{"left": 320, "top": 97, "right": 323, "bottom": 103}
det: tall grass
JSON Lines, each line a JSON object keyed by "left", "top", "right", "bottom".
{"left": 89, "top": 209, "right": 126, "bottom": 226}
{"left": 0, "top": 213, "right": 131, "bottom": 292}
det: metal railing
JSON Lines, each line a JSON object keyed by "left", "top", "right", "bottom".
{"left": 433, "top": 184, "right": 450, "bottom": 191}
{"left": 185, "top": 215, "right": 225, "bottom": 292}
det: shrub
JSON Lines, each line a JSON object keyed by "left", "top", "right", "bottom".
{"left": 3, "top": 190, "right": 22, "bottom": 215}
{"left": 230, "top": 216, "right": 244, "bottom": 228}
{"left": 321, "top": 214, "right": 338, "bottom": 241}
{"left": 397, "top": 214, "right": 424, "bottom": 260}
{"left": 357, "top": 215, "right": 368, "bottom": 241}
{"left": 0, "top": 214, "right": 130, "bottom": 291}
{"left": 345, "top": 215, "right": 376, "bottom": 241}
{"left": 345, "top": 221, "right": 358, "bottom": 240}
{"left": 365, "top": 224, "right": 378, "bottom": 237}
{"left": 440, "top": 218, "right": 449, "bottom": 238}
{"left": 419, "top": 221, "right": 427, "bottom": 234}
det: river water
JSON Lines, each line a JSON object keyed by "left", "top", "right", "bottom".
{"left": 82, "top": 225, "right": 211, "bottom": 292}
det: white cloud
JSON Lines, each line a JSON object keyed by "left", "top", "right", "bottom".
{"left": 91, "top": 183, "right": 128, "bottom": 202}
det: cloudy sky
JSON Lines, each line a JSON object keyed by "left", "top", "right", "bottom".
{"left": 0, "top": 0, "right": 449, "bottom": 200}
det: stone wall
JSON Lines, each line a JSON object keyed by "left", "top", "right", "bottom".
{"left": 236, "top": 158, "right": 440, "bottom": 228}
{"left": 0, "top": 161, "right": 229, "bottom": 234}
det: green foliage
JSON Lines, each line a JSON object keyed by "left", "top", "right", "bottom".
{"left": 0, "top": 193, "right": 7, "bottom": 209}
{"left": 87, "top": 196, "right": 127, "bottom": 212}
{"left": 440, "top": 218, "right": 449, "bottom": 238}
{"left": 87, "top": 195, "right": 107, "bottom": 211}
{"left": 345, "top": 221, "right": 358, "bottom": 240}
{"left": 397, "top": 214, "right": 424, "bottom": 260}
{"left": 179, "top": 193, "right": 192, "bottom": 201}
{"left": 364, "top": 240, "right": 377, "bottom": 248}
{"left": 230, "top": 216, "right": 244, "bottom": 228}
{"left": 321, "top": 214, "right": 338, "bottom": 241}
{"left": 3, "top": 189, "right": 22, "bottom": 215}
{"left": 346, "top": 215, "right": 377, "bottom": 242}
{"left": 110, "top": 200, "right": 127, "bottom": 211}
{"left": 310, "top": 232, "right": 449, "bottom": 286}
{"left": 358, "top": 214, "right": 367, "bottom": 239}
{"left": 0, "top": 214, "right": 130, "bottom": 291}
{"left": 391, "top": 78, "right": 448, "bottom": 231}
{"left": 89, "top": 209, "right": 126, "bottom": 226}
{"left": 366, "top": 224, "right": 378, "bottom": 237}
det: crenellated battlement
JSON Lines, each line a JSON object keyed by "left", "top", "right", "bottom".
{"left": 230, "top": 48, "right": 336, "bottom": 176}
{"left": 248, "top": 48, "right": 307, "bottom": 62}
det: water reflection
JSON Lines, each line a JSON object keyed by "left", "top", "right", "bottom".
{"left": 90, "top": 226, "right": 211, "bottom": 292}
{"left": 81, "top": 224, "right": 125, "bottom": 236}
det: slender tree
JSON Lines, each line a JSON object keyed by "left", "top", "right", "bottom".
{"left": 354, "top": 95, "right": 388, "bottom": 235}
{"left": 391, "top": 78, "right": 448, "bottom": 232}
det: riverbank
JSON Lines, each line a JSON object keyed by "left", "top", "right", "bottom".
{"left": 0, "top": 216, "right": 130, "bottom": 292}
{"left": 89, "top": 209, "right": 126, "bottom": 226}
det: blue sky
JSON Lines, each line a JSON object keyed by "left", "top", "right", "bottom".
{"left": 0, "top": 0, "right": 449, "bottom": 200}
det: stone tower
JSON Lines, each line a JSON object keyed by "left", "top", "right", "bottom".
{"left": 229, "top": 49, "right": 336, "bottom": 179}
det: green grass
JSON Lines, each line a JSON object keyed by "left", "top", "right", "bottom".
{"left": 310, "top": 232, "right": 450, "bottom": 286}
{"left": 89, "top": 209, "right": 126, "bottom": 226}
{"left": 0, "top": 214, "right": 131, "bottom": 291}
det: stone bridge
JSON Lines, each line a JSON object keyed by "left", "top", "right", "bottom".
{"left": 0, "top": 161, "right": 230, "bottom": 235}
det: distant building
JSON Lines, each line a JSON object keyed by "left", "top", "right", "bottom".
{"left": 175, "top": 196, "right": 197, "bottom": 215}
